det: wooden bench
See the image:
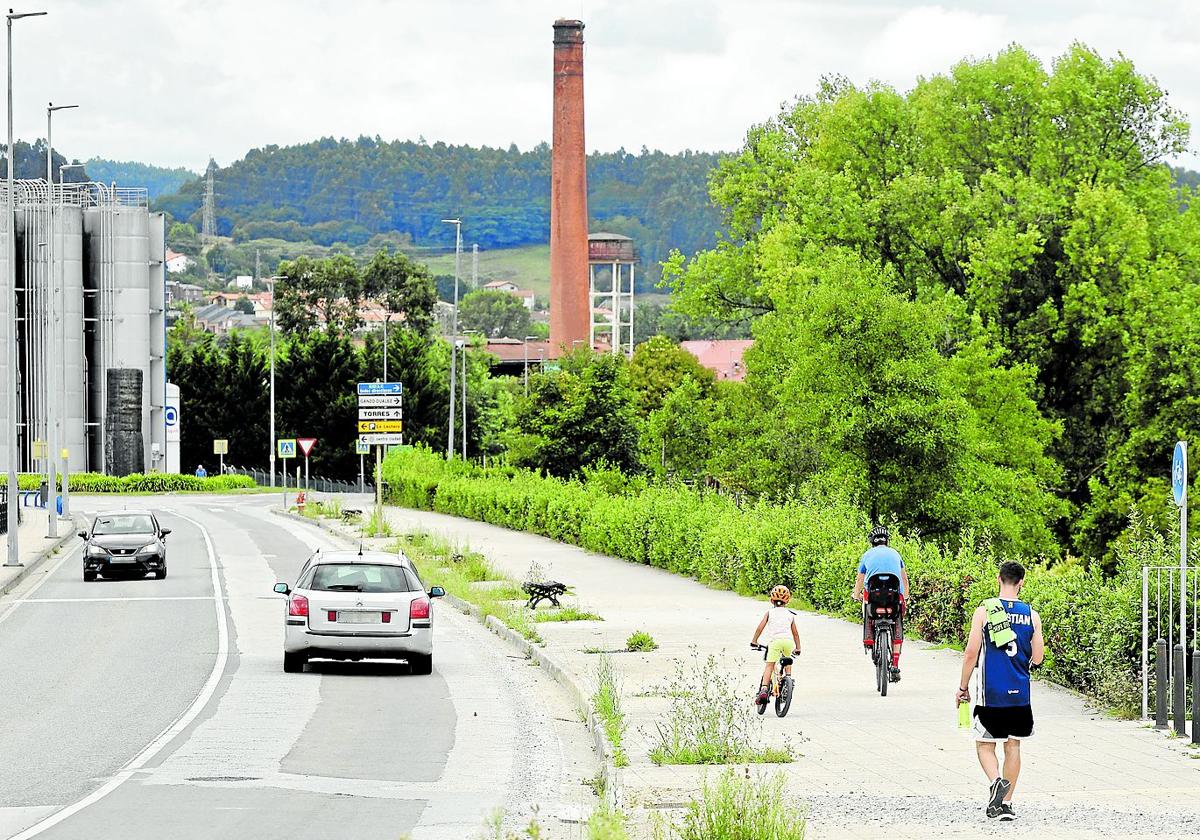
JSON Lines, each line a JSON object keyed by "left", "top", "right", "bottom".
{"left": 340, "top": 509, "right": 362, "bottom": 523}
{"left": 523, "top": 580, "right": 568, "bottom": 610}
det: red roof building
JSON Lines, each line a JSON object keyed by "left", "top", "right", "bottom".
{"left": 680, "top": 339, "right": 753, "bottom": 382}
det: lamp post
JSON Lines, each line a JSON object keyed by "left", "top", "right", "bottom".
{"left": 461, "top": 330, "right": 481, "bottom": 460}
{"left": 441, "top": 218, "right": 461, "bottom": 459}
{"left": 4, "top": 8, "right": 47, "bottom": 568}
{"left": 56, "top": 161, "right": 83, "bottom": 518}
{"left": 42, "top": 102, "right": 77, "bottom": 539}
{"left": 523, "top": 335, "right": 539, "bottom": 397}
{"left": 265, "top": 274, "right": 282, "bottom": 488}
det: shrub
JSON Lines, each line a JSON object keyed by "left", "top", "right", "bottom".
{"left": 17, "top": 472, "right": 255, "bottom": 493}
{"left": 626, "top": 630, "right": 658, "bottom": 652}
{"left": 381, "top": 445, "right": 1186, "bottom": 711}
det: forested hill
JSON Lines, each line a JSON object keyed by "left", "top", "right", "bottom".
{"left": 153, "top": 138, "right": 726, "bottom": 272}
{"left": 86, "top": 158, "right": 197, "bottom": 200}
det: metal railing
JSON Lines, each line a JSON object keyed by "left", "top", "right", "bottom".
{"left": 1142, "top": 564, "right": 1200, "bottom": 734}
{"left": 223, "top": 464, "right": 372, "bottom": 496}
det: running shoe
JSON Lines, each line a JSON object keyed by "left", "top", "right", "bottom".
{"left": 999, "top": 803, "right": 1016, "bottom": 821}
{"left": 986, "top": 778, "right": 1012, "bottom": 818}
{"left": 890, "top": 667, "right": 901, "bottom": 682}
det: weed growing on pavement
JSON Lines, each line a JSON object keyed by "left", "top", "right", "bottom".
{"left": 593, "top": 654, "right": 630, "bottom": 767}
{"left": 652, "top": 769, "right": 804, "bottom": 840}
{"left": 398, "top": 533, "right": 543, "bottom": 644}
{"left": 626, "top": 630, "right": 658, "bottom": 651}
{"left": 480, "top": 809, "right": 545, "bottom": 839}
{"left": 587, "top": 803, "right": 629, "bottom": 840}
{"left": 534, "top": 605, "right": 603, "bottom": 622}
{"left": 363, "top": 507, "right": 393, "bottom": 537}
{"left": 648, "top": 650, "right": 792, "bottom": 766}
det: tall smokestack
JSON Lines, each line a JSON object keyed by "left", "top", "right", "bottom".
{"left": 550, "top": 19, "right": 589, "bottom": 356}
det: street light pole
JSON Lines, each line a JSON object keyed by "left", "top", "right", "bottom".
{"left": 43, "top": 102, "right": 77, "bottom": 539}
{"left": 523, "top": 335, "right": 538, "bottom": 397}
{"left": 441, "top": 218, "right": 461, "bottom": 459}
{"left": 57, "top": 161, "right": 82, "bottom": 519}
{"left": 267, "top": 275, "right": 279, "bottom": 488}
{"left": 5, "top": 8, "right": 47, "bottom": 568}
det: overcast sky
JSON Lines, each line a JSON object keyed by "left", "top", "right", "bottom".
{"left": 16, "top": 1, "right": 1200, "bottom": 171}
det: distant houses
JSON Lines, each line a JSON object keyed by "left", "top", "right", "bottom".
{"left": 483, "top": 279, "right": 536, "bottom": 310}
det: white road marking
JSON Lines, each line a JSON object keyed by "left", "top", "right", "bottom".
{"left": 0, "top": 543, "right": 83, "bottom": 627}
{"left": 18, "top": 596, "right": 218, "bottom": 604}
{"left": 9, "top": 510, "right": 231, "bottom": 840}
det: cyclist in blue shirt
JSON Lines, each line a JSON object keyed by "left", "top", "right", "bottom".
{"left": 956, "top": 561, "right": 1045, "bottom": 822}
{"left": 851, "top": 525, "right": 909, "bottom": 682}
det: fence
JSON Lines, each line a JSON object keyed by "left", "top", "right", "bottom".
{"left": 1142, "top": 564, "right": 1200, "bottom": 738}
{"left": 223, "top": 465, "right": 372, "bottom": 496}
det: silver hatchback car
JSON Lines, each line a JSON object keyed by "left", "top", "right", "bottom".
{"left": 273, "top": 550, "right": 445, "bottom": 674}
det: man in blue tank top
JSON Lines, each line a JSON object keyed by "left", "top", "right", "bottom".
{"left": 956, "top": 561, "right": 1044, "bottom": 822}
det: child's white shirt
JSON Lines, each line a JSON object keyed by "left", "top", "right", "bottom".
{"left": 763, "top": 606, "right": 796, "bottom": 641}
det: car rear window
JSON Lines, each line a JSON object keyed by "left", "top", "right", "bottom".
{"left": 308, "top": 563, "right": 419, "bottom": 593}
{"left": 93, "top": 514, "right": 157, "bottom": 535}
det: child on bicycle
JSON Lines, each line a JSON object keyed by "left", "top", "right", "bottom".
{"left": 750, "top": 585, "right": 801, "bottom": 704}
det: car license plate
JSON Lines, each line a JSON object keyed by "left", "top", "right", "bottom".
{"left": 108, "top": 557, "right": 135, "bottom": 564}
{"left": 339, "top": 611, "right": 381, "bottom": 624}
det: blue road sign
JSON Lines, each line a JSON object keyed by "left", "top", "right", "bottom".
{"left": 164, "top": 406, "right": 178, "bottom": 427}
{"left": 357, "top": 382, "right": 403, "bottom": 396}
{"left": 1173, "top": 441, "right": 1187, "bottom": 506}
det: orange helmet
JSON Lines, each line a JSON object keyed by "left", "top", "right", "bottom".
{"left": 769, "top": 585, "right": 791, "bottom": 605}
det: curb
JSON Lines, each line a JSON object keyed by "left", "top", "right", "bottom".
{"left": 272, "top": 507, "right": 623, "bottom": 808}
{"left": 0, "top": 517, "right": 82, "bottom": 598}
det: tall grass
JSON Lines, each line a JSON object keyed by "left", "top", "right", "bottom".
{"left": 653, "top": 770, "right": 804, "bottom": 840}
{"left": 592, "top": 654, "right": 629, "bottom": 767}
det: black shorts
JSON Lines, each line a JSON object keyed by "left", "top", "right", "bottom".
{"left": 973, "top": 704, "right": 1034, "bottom": 742}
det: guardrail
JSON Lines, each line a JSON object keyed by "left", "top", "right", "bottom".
{"left": 222, "top": 465, "right": 372, "bottom": 496}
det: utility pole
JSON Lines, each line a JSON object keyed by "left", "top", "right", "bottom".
{"left": 441, "top": 219, "right": 461, "bottom": 458}
{"left": 472, "top": 243, "right": 478, "bottom": 288}
{"left": 267, "top": 275, "right": 278, "bottom": 488}
{"left": 201, "top": 159, "right": 216, "bottom": 240}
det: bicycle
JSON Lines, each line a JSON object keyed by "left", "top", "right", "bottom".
{"left": 750, "top": 643, "right": 796, "bottom": 717}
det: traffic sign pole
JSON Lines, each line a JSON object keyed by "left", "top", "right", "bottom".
{"left": 304, "top": 454, "right": 309, "bottom": 494}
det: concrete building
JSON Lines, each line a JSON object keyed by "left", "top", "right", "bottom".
{"left": 165, "top": 248, "right": 194, "bottom": 273}
{"left": 0, "top": 180, "right": 174, "bottom": 476}
{"left": 483, "top": 279, "right": 536, "bottom": 310}
{"left": 680, "top": 339, "right": 753, "bottom": 382}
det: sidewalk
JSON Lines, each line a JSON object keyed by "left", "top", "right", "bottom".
{"left": 380, "top": 503, "right": 1200, "bottom": 840}
{"left": 0, "top": 506, "right": 77, "bottom": 596}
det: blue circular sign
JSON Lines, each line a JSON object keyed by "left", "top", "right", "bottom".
{"left": 165, "top": 406, "right": 179, "bottom": 427}
{"left": 1172, "top": 441, "right": 1187, "bottom": 506}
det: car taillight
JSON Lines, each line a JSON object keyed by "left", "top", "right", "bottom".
{"left": 410, "top": 597, "right": 430, "bottom": 620}
{"left": 288, "top": 594, "right": 309, "bottom": 617}
{"left": 382, "top": 612, "right": 392, "bottom": 624}
{"left": 327, "top": 610, "right": 337, "bottom": 622}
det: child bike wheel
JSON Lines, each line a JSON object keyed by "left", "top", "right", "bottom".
{"left": 876, "top": 627, "right": 891, "bottom": 697}
{"left": 775, "top": 676, "right": 793, "bottom": 717}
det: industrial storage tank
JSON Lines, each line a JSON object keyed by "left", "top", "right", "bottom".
{"left": 58, "top": 204, "right": 86, "bottom": 468}
{"left": 0, "top": 202, "right": 11, "bottom": 473}
{"left": 109, "top": 205, "right": 150, "bottom": 472}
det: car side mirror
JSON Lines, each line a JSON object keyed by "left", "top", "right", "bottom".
{"left": 273, "top": 583, "right": 290, "bottom": 595}
{"left": 77, "top": 531, "right": 88, "bottom": 539}
{"left": 428, "top": 586, "right": 446, "bottom": 598}
{"left": 160, "top": 528, "right": 172, "bottom": 538}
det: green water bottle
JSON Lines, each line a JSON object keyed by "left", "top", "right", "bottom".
{"left": 958, "top": 700, "right": 971, "bottom": 729}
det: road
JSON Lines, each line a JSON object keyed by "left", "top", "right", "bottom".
{"left": 0, "top": 494, "right": 596, "bottom": 840}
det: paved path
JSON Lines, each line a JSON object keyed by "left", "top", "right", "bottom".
{"left": 0, "top": 505, "right": 76, "bottom": 596}
{"left": 377, "top": 499, "right": 1200, "bottom": 840}
{"left": 0, "top": 494, "right": 597, "bottom": 839}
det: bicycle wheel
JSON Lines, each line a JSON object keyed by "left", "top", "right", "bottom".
{"left": 775, "top": 675, "right": 794, "bottom": 717}
{"left": 877, "top": 627, "right": 892, "bottom": 697}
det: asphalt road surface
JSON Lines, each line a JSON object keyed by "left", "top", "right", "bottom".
{"left": 0, "top": 494, "right": 596, "bottom": 839}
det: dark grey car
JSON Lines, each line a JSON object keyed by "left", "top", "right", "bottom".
{"left": 79, "top": 512, "right": 171, "bottom": 581}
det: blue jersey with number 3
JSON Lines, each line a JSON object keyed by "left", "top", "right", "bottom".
{"left": 980, "top": 599, "right": 1034, "bottom": 707}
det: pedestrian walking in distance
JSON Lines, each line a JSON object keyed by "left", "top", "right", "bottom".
{"left": 955, "top": 561, "right": 1044, "bottom": 821}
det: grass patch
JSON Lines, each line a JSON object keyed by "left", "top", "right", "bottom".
{"left": 533, "top": 605, "right": 603, "bottom": 623}
{"left": 363, "top": 507, "right": 394, "bottom": 537}
{"left": 587, "top": 803, "right": 629, "bottom": 840}
{"left": 397, "top": 532, "right": 542, "bottom": 644}
{"left": 626, "top": 630, "right": 658, "bottom": 652}
{"left": 652, "top": 769, "right": 804, "bottom": 840}
{"left": 593, "top": 655, "right": 630, "bottom": 768}
{"left": 648, "top": 650, "right": 793, "bottom": 766}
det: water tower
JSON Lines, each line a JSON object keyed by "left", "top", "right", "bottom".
{"left": 588, "top": 232, "right": 635, "bottom": 356}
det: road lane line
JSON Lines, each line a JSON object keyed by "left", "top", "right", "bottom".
{"left": 0, "top": 543, "right": 83, "bottom": 628}
{"left": 17, "top": 596, "right": 218, "bottom": 604}
{"left": 9, "top": 510, "right": 230, "bottom": 840}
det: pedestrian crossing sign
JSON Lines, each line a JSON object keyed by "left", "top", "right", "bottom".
{"left": 277, "top": 438, "right": 297, "bottom": 458}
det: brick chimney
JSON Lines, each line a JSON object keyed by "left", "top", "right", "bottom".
{"left": 550, "top": 19, "right": 589, "bottom": 356}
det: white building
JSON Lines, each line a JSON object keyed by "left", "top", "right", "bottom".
{"left": 165, "top": 248, "right": 193, "bottom": 273}
{"left": 232, "top": 275, "right": 254, "bottom": 290}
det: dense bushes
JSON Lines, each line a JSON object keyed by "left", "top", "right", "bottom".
{"left": 384, "top": 446, "right": 1170, "bottom": 713}
{"left": 17, "top": 472, "right": 256, "bottom": 493}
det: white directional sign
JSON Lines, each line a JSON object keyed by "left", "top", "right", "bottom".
{"left": 359, "top": 433, "right": 403, "bottom": 445}
{"left": 357, "top": 395, "right": 403, "bottom": 408}
{"left": 358, "top": 382, "right": 403, "bottom": 396}
{"left": 358, "top": 408, "right": 403, "bottom": 421}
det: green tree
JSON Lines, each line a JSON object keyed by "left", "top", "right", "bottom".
{"left": 233, "top": 296, "right": 254, "bottom": 315}
{"left": 509, "top": 349, "right": 640, "bottom": 476}
{"left": 275, "top": 254, "right": 363, "bottom": 335}
{"left": 458, "top": 289, "right": 531, "bottom": 338}
{"left": 363, "top": 249, "right": 437, "bottom": 336}
{"left": 628, "top": 334, "right": 714, "bottom": 414}
{"left": 639, "top": 376, "right": 712, "bottom": 481}
{"left": 667, "top": 44, "right": 1192, "bottom": 556}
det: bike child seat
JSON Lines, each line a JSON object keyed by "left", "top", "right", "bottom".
{"left": 866, "top": 573, "right": 902, "bottom": 615}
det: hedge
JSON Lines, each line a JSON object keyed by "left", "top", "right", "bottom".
{"left": 16, "top": 472, "right": 256, "bottom": 493}
{"left": 383, "top": 446, "right": 1182, "bottom": 715}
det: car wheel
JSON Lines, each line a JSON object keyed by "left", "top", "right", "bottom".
{"left": 283, "top": 651, "right": 307, "bottom": 673}
{"left": 154, "top": 568, "right": 167, "bottom": 580}
{"left": 409, "top": 654, "right": 433, "bottom": 675}
{"left": 83, "top": 570, "right": 96, "bottom": 582}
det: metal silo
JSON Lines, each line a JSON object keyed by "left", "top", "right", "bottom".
{"left": 0, "top": 197, "right": 11, "bottom": 474}
{"left": 58, "top": 203, "right": 85, "bottom": 467}
{"left": 109, "top": 204, "right": 150, "bottom": 473}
